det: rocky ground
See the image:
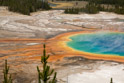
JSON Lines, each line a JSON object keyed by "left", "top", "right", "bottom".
{"left": 0, "top": 7, "right": 124, "bottom": 83}
{"left": 0, "top": 7, "right": 124, "bottom": 38}
{"left": 1, "top": 55, "right": 124, "bottom": 83}
{"left": 0, "top": 7, "right": 82, "bottom": 38}
{"left": 57, "top": 57, "right": 124, "bottom": 83}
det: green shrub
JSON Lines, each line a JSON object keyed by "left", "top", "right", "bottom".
{"left": 37, "top": 44, "right": 57, "bottom": 83}
{"left": 64, "top": 8, "right": 79, "bottom": 14}
{"left": 3, "top": 60, "right": 12, "bottom": 83}
{"left": 110, "top": 78, "right": 113, "bottom": 83}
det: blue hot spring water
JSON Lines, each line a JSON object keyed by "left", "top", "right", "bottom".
{"left": 66, "top": 32, "right": 124, "bottom": 56}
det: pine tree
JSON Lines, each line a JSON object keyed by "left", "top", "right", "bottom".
{"left": 0, "top": 0, "right": 52, "bottom": 15}
{"left": 37, "top": 44, "right": 57, "bottom": 83}
{"left": 64, "top": 8, "right": 69, "bottom": 14}
{"left": 110, "top": 78, "right": 113, "bottom": 83}
{"left": 3, "top": 60, "right": 13, "bottom": 83}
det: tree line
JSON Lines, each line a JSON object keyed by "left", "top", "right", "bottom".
{"left": 64, "top": 8, "right": 80, "bottom": 14}
{"left": 57, "top": 0, "right": 124, "bottom": 6}
{"left": 0, "top": 0, "right": 51, "bottom": 15}
{"left": 87, "top": 0, "right": 124, "bottom": 6}
{"left": 64, "top": 2, "right": 124, "bottom": 14}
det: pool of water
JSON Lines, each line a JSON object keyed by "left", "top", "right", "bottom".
{"left": 48, "top": 3, "right": 58, "bottom": 7}
{"left": 67, "top": 32, "right": 124, "bottom": 56}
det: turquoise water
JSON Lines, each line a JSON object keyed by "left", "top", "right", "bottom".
{"left": 67, "top": 32, "right": 124, "bottom": 56}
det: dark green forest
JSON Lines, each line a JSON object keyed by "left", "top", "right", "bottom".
{"left": 0, "top": 0, "right": 51, "bottom": 15}
{"left": 85, "top": 0, "right": 124, "bottom": 6}
{"left": 64, "top": 0, "right": 124, "bottom": 14}
{"left": 64, "top": 8, "right": 80, "bottom": 14}
{"left": 59, "top": 0, "right": 124, "bottom": 6}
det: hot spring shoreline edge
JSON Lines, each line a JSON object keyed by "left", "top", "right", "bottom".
{"left": 50, "top": 30, "right": 124, "bottom": 63}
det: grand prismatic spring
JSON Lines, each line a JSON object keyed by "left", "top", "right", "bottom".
{"left": 66, "top": 32, "right": 124, "bottom": 57}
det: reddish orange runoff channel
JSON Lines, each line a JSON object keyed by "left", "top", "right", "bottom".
{"left": 0, "top": 31, "right": 124, "bottom": 63}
